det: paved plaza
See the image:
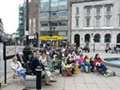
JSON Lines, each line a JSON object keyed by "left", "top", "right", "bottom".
{"left": 1, "top": 71, "right": 120, "bottom": 90}
{"left": 1, "top": 52, "right": 120, "bottom": 90}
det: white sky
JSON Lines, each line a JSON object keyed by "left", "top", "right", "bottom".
{"left": 0, "top": 0, "right": 24, "bottom": 34}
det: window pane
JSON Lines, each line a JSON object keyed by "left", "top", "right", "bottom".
{"left": 58, "top": 20, "right": 68, "bottom": 26}
{"left": 76, "top": 17, "right": 79, "bottom": 27}
{"left": 94, "top": 34, "right": 100, "bottom": 42}
{"left": 51, "top": 0, "right": 58, "bottom": 7}
{"left": 59, "top": 0, "right": 67, "bottom": 6}
{"left": 104, "top": 34, "right": 111, "bottom": 43}
{"left": 76, "top": 7, "right": 79, "bottom": 14}
{"left": 57, "top": 11, "right": 68, "bottom": 16}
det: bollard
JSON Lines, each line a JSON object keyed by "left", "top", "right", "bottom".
{"left": 0, "top": 82, "right": 1, "bottom": 88}
{"left": 3, "top": 42, "right": 7, "bottom": 84}
{"left": 35, "top": 66, "right": 42, "bottom": 90}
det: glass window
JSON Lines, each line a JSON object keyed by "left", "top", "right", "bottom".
{"left": 94, "top": 34, "right": 101, "bottom": 43}
{"left": 104, "top": 34, "right": 111, "bottom": 43}
{"left": 95, "top": 16, "right": 101, "bottom": 27}
{"left": 59, "top": 0, "right": 67, "bottom": 6}
{"left": 40, "top": 0, "right": 49, "bottom": 11}
{"left": 41, "top": 21, "right": 49, "bottom": 26}
{"left": 85, "top": 34, "right": 90, "bottom": 42}
{"left": 51, "top": 0, "right": 58, "bottom": 7}
{"left": 118, "top": 14, "right": 120, "bottom": 26}
{"left": 50, "top": 21, "right": 58, "bottom": 26}
{"left": 86, "top": 17, "right": 90, "bottom": 27}
{"left": 105, "top": 4, "right": 113, "bottom": 15}
{"left": 84, "top": 6, "right": 91, "bottom": 16}
{"left": 75, "top": 16, "right": 79, "bottom": 27}
{"left": 117, "top": 33, "right": 120, "bottom": 43}
{"left": 57, "top": 11, "right": 68, "bottom": 16}
{"left": 96, "top": 7, "right": 101, "bottom": 15}
{"left": 105, "top": 15, "right": 111, "bottom": 27}
{"left": 40, "top": 12, "right": 49, "bottom": 17}
{"left": 76, "top": 7, "right": 79, "bottom": 14}
{"left": 50, "top": 11, "right": 57, "bottom": 16}
{"left": 74, "top": 34, "right": 80, "bottom": 47}
{"left": 58, "top": 20, "right": 67, "bottom": 26}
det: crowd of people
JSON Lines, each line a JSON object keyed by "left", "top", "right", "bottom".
{"left": 10, "top": 44, "right": 110, "bottom": 86}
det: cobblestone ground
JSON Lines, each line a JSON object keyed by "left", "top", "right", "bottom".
{"left": 2, "top": 72, "right": 120, "bottom": 90}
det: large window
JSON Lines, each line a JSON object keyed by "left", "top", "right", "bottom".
{"left": 85, "top": 34, "right": 90, "bottom": 42}
{"left": 84, "top": 6, "right": 91, "bottom": 16}
{"left": 58, "top": 20, "right": 68, "bottom": 26}
{"left": 57, "top": 11, "right": 68, "bottom": 17}
{"left": 74, "top": 34, "right": 80, "bottom": 47}
{"left": 105, "top": 15, "right": 111, "bottom": 27}
{"left": 51, "top": 0, "right": 58, "bottom": 7}
{"left": 85, "top": 17, "right": 90, "bottom": 27}
{"left": 76, "top": 7, "right": 79, "bottom": 14}
{"left": 50, "top": 21, "right": 58, "bottom": 26}
{"left": 40, "top": 12, "right": 49, "bottom": 17}
{"left": 118, "top": 14, "right": 120, "bottom": 26}
{"left": 94, "top": 34, "right": 101, "bottom": 43}
{"left": 96, "top": 7, "right": 101, "bottom": 16}
{"left": 59, "top": 0, "right": 67, "bottom": 6}
{"left": 95, "top": 16, "right": 101, "bottom": 27}
{"left": 50, "top": 11, "right": 57, "bottom": 16}
{"left": 105, "top": 4, "right": 113, "bottom": 15}
{"left": 41, "top": 21, "right": 49, "bottom": 26}
{"left": 75, "top": 16, "right": 79, "bottom": 27}
{"left": 40, "top": 0, "right": 49, "bottom": 11}
{"left": 117, "top": 33, "right": 120, "bottom": 43}
{"left": 104, "top": 34, "right": 111, "bottom": 43}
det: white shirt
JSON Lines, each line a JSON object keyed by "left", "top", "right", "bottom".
{"left": 10, "top": 61, "right": 22, "bottom": 70}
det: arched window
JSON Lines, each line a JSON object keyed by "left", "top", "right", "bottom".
{"left": 104, "top": 34, "right": 111, "bottom": 43}
{"left": 117, "top": 33, "right": 120, "bottom": 43}
{"left": 74, "top": 34, "right": 80, "bottom": 47}
{"left": 94, "top": 34, "right": 101, "bottom": 43}
{"left": 85, "top": 34, "right": 90, "bottom": 42}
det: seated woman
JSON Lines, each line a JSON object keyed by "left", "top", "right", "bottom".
{"left": 10, "top": 55, "right": 26, "bottom": 80}
{"left": 94, "top": 54, "right": 107, "bottom": 75}
{"left": 79, "top": 54, "right": 85, "bottom": 72}
{"left": 84, "top": 55, "right": 91, "bottom": 73}
{"left": 64, "top": 54, "right": 75, "bottom": 76}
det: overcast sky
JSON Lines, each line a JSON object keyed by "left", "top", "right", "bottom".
{"left": 0, "top": 0, "right": 24, "bottom": 34}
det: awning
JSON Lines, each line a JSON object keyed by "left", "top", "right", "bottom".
{"left": 39, "top": 35, "right": 64, "bottom": 41}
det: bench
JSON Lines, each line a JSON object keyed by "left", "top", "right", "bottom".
{"left": 25, "top": 75, "right": 36, "bottom": 89}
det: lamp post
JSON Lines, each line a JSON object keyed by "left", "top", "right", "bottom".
{"left": 0, "top": 31, "right": 2, "bottom": 88}
{"left": 49, "top": 0, "right": 52, "bottom": 36}
{"left": 91, "top": 33, "right": 95, "bottom": 52}
{"left": 25, "top": 0, "right": 29, "bottom": 46}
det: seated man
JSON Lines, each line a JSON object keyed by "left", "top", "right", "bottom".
{"left": 31, "top": 51, "right": 56, "bottom": 86}
{"left": 10, "top": 55, "right": 26, "bottom": 80}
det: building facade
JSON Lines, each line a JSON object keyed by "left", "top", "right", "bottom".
{"left": 18, "top": 3, "right": 26, "bottom": 43}
{"left": 29, "top": 0, "right": 40, "bottom": 37}
{"left": 71, "top": 0, "right": 120, "bottom": 51}
{"left": 0, "top": 19, "right": 4, "bottom": 32}
{"left": 0, "top": 18, "right": 4, "bottom": 41}
{"left": 39, "top": 0, "right": 69, "bottom": 40}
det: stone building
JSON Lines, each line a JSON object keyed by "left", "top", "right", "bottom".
{"left": 71, "top": 0, "right": 120, "bottom": 51}
{"left": 29, "top": 0, "right": 40, "bottom": 37}
{"left": 39, "top": 0, "right": 69, "bottom": 40}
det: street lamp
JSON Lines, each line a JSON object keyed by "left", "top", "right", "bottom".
{"left": 91, "top": 33, "right": 95, "bottom": 52}
{"left": 25, "top": 0, "right": 29, "bottom": 46}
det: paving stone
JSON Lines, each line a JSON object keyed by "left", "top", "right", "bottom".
{"left": 2, "top": 71, "right": 120, "bottom": 90}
